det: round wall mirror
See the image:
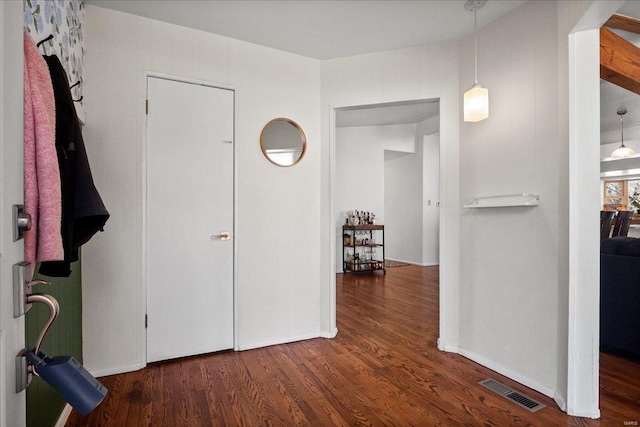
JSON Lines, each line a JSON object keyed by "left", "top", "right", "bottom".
{"left": 260, "top": 118, "right": 307, "bottom": 167}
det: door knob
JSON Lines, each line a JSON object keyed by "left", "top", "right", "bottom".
{"left": 211, "top": 231, "right": 231, "bottom": 241}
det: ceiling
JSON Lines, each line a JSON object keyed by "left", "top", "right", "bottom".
{"left": 84, "top": 1, "right": 640, "bottom": 131}
{"left": 85, "top": 0, "right": 526, "bottom": 60}
{"left": 336, "top": 99, "right": 439, "bottom": 128}
{"left": 86, "top": 1, "right": 495, "bottom": 127}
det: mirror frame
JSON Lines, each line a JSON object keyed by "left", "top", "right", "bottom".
{"left": 260, "top": 117, "right": 307, "bottom": 167}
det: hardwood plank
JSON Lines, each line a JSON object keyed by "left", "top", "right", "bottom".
{"left": 67, "top": 266, "right": 640, "bottom": 426}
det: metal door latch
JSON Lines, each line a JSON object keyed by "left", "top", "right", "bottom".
{"left": 211, "top": 231, "right": 231, "bottom": 241}
{"left": 14, "top": 261, "right": 50, "bottom": 317}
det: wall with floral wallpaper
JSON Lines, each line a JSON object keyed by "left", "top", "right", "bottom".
{"left": 24, "top": 0, "right": 85, "bottom": 121}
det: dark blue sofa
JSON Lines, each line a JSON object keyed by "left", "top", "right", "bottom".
{"left": 600, "top": 237, "right": 640, "bottom": 361}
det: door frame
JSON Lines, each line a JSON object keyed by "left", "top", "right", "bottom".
{"left": 328, "top": 95, "right": 453, "bottom": 347}
{"left": 141, "top": 72, "right": 238, "bottom": 367}
{"left": 566, "top": 0, "right": 623, "bottom": 417}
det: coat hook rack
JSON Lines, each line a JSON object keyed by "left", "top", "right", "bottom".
{"left": 36, "top": 34, "right": 54, "bottom": 55}
{"left": 70, "top": 80, "right": 82, "bottom": 102}
{"left": 36, "top": 34, "right": 53, "bottom": 48}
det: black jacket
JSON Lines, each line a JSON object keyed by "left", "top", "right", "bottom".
{"left": 39, "top": 55, "right": 109, "bottom": 277}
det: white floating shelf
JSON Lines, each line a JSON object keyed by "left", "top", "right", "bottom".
{"left": 464, "top": 193, "right": 540, "bottom": 208}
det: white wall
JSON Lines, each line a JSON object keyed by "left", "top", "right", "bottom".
{"left": 336, "top": 121, "right": 440, "bottom": 268}
{"left": 422, "top": 133, "right": 440, "bottom": 266}
{"left": 334, "top": 124, "right": 422, "bottom": 272}
{"left": 459, "top": 0, "right": 563, "bottom": 400}
{"left": 336, "top": 121, "right": 439, "bottom": 268}
{"left": 335, "top": 124, "right": 416, "bottom": 270}
{"left": 82, "top": 6, "right": 321, "bottom": 375}
{"left": 384, "top": 135, "right": 424, "bottom": 264}
{"left": 321, "top": 43, "right": 461, "bottom": 349}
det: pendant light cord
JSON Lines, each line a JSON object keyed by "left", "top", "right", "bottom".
{"left": 621, "top": 111, "right": 625, "bottom": 147}
{"left": 474, "top": 9, "right": 478, "bottom": 85}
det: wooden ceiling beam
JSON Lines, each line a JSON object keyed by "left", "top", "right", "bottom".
{"left": 604, "top": 13, "right": 640, "bottom": 34}
{"left": 600, "top": 27, "right": 640, "bottom": 96}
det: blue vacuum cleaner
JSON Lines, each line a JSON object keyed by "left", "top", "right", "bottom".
{"left": 23, "top": 292, "right": 108, "bottom": 416}
{"left": 25, "top": 350, "right": 107, "bottom": 416}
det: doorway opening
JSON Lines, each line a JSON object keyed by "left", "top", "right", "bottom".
{"left": 597, "top": 1, "right": 640, "bottom": 414}
{"left": 330, "top": 97, "right": 442, "bottom": 334}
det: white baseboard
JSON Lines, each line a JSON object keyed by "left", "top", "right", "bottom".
{"left": 320, "top": 327, "right": 338, "bottom": 339}
{"left": 54, "top": 404, "right": 73, "bottom": 427}
{"left": 457, "top": 347, "right": 557, "bottom": 400}
{"left": 554, "top": 392, "right": 567, "bottom": 412}
{"left": 87, "top": 332, "right": 328, "bottom": 376}
{"left": 88, "top": 362, "right": 144, "bottom": 378}
{"left": 437, "top": 338, "right": 458, "bottom": 353}
{"left": 237, "top": 332, "right": 321, "bottom": 351}
{"left": 566, "top": 406, "right": 601, "bottom": 419}
{"left": 385, "top": 258, "right": 439, "bottom": 267}
{"left": 385, "top": 258, "right": 419, "bottom": 265}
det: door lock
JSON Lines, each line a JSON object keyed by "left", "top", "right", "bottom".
{"left": 210, "top": 231, "right": 231, "bottom": 241}
{"left": 13, "top": 204, "right": 32, "bottom": 241}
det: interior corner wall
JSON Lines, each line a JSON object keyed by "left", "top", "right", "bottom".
{"left": 384, "top": 134, "right": 424, "bottom": 265}
{"left": 82, "top": 5, "right": 321, "bottom": 375}
{"left": 321, "top": 43, "right": 461, "bottom": 348}
{"left": 458, "top": 0, "right": 563, "bottom": 398}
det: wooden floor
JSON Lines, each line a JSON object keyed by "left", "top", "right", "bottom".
{"left": 67, "top": 266, "right": 640, "bottom": 426}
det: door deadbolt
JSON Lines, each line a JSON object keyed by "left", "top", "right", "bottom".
{"left": 13, "top": 204, "right": 32, "bottom": 242}
{"left": 211, "top": 231, "right": 231, "bottom": 241}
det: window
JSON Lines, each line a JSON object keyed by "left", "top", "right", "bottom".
{"left": 603, "top": 179, "right": 640, "bottom": 212}
{"left": 629, "top": 180, "right": 640, "bottom": 212}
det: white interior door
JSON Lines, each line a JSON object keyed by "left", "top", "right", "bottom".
{"left": 1, "top": 3, "right": 26, "bottom": 426}
{"left": 146, "top": 77, "right": 234, "bottom": 363}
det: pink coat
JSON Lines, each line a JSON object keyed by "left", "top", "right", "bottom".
{"left": 23, "top": 30, "right": 63, "bottom": 263}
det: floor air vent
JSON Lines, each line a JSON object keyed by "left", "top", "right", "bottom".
{"left": 478, "top": 378, "right": 546, "bottom": 413}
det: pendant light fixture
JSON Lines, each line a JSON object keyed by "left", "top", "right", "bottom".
{"left": 611, "top": 108, "right": 635, "bottom": 159}
{"left": 463, "top": 0, "right": 489, "bottom": 122}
